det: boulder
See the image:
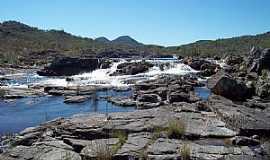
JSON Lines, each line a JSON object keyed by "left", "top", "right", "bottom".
{"left": 183, "top": 58, "right": 210, "bottom": 70}
{"left": 37, "top": 57, "right": 99, "bottom": 76}
{"left": 111, "top": 61, "right": 154, "bottom": 76}
{"left": 207, "top": 71, "right": 251, "bottom": 101}
{"left": 168, "top": 92, "right": 200, "bottom": 103}
{"left": 225, "top": 55, "right": 244, "bottom": 66}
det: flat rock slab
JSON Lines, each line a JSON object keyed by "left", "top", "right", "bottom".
{"left": 80, "top": 138, "right": 119, "bottom": 159}
{"left": 0, "top": 144, "right": 81, "bottom": 160}
{"left": 209, "top": 94, "right": 270, "bottom": 136}
{"left": 116, "top": 132, "right": 152, "bottom": 157}
{"left": 147, "top": 138, "right": 181, "bottom": 155}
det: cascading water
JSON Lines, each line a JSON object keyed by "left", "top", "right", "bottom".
{"left": 60, "top": 59, "right": 198, "bottom": 87}
{"left": 1, "top": 59, "right": 199, "bottom": 88}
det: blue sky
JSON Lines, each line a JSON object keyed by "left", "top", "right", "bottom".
{"left": 1, "top": 0, "right": 270, "bottom": 46}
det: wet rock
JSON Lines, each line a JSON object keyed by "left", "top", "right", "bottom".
{"left": 0, "top": 87, "right": 45, "bottom": 99}
{"left": 99, "top": 59, "right": 112, "bottom": 69}
{"left": 110, "top": 61, "right": 154, "bottom": 76}
{"left": 136, "top": 94, "right": 162, "bottom": 109}
{"left": 64, "top": 96, "right": 88, "bottom": 103}
{"left": 37, "top": 57, "right": 99, "bottom": 76}
{"left": 107, "top": 97, "right": 136, "bottom": 106}
{"left": 168, "top": 92, "right": 200, "bottom": 103}
{"left": 207, "top": 71, "right": 251, "bottom": 101}
{"left": 183, "top": 58, "right": 208, "bottom": 70}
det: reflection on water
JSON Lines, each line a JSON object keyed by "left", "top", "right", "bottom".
{"left": 194, "top": 87, "right": 211, "bottom": 100}
{"left": 0, "top": 90, "right": 135, "bottom": 134}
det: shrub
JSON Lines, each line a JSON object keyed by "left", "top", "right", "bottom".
{"left": 167, "top": 119, "right": 186, "bottom": 139}
{"left": 112, "top": 130, "right": 127, "bottom": 146}
{"left": 180, "top": 143, "right": 191, "bottom": 160}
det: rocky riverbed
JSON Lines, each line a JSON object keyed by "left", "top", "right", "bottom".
{"left": 1, "top": 50, "right": 270, "bottom": 159}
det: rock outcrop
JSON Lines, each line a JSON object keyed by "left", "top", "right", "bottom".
{"left": 1, "top": 104, "right": 268, "bottom": 159}
{"left": 247, "top": 47, "right": 270, "bottom": 74}
{"left": 37, "top": 57, "right": 100, "bottom": 76}
{"left": 110, "top": 61, "right": 154, "bottom": 76}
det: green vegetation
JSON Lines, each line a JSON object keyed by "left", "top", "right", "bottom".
{"left": 1, "top": 20, "right": 270, "bottom": 66}
{"left": 111, "top": 130, "right": 127, "bottom": 154}
{"left": 180, "top": 143, "right": 191, "bottom": 160}
{"left": 168, "top": 32, "right": 270, "bottom": 57}
{"left": 167, "top": 119, "right": 186, "bottom": 139}
{"left": 0, "top": 132, "right": 17, "bottom": 149}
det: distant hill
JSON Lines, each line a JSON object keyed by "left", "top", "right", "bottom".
{"left": 112, "top": 36, "right": 143, "bottom": 46}
{"left": 1, "top": 20, "right": 270, "bottom": 65}
{"left": 95, "top": 37, "right": 110, "bottom": 43}
{"left": 167, "top": 32, "right": 270, "bottom": 57}
{"left": 0, "top": 21, "right": 162, "bottom": 65}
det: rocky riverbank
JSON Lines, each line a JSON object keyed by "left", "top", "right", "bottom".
{"left": 1, "top": 48, "right": 270, "bottom": 159}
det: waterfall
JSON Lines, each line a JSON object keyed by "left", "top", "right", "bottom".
{"left": 4, "top": 58, "right": 199, "bottom": 88}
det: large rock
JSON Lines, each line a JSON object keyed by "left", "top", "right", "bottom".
{"left": 110, "top": 61, "right": 154, "bottom": 76}
{"left": 247, "top": 47, "right": 270, "bottom": 74}
{"left": 168, "top": 92, "right": 200, "bottom": 103}
{"left": 225, "top": 55, "right": 244, "bottom": 66}
{"left": 37, "top": 57, "right": 99, "bottom": 76}
{"left": 183, "top": 58, "right": 210, "bottom": 70}
{"left": 207, "top": 71, "right": 251, "bottom": 101}
{"left": 208, "top": 94, "right": 270, "bottom": 137}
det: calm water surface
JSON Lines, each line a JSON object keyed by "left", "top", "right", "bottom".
{"left": 0, "top": 90, "right": 135, "bottom": 134}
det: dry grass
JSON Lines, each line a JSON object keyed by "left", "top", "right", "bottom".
{"left": 95, "top": 142, "right": 113, "bottom": 160}
{"left": 167, "top": 119, "right": 186, "bottom": 139}
{"left": 180, "top": 143, "right": 191, "bottom": 160}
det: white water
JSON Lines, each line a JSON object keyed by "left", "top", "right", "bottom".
{"left": 2, "top": 59, "right": 200, "bottom": 88}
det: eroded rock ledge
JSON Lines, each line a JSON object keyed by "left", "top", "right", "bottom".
{"left": 0, "top": 100, "right": 269, "bottom": 160}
